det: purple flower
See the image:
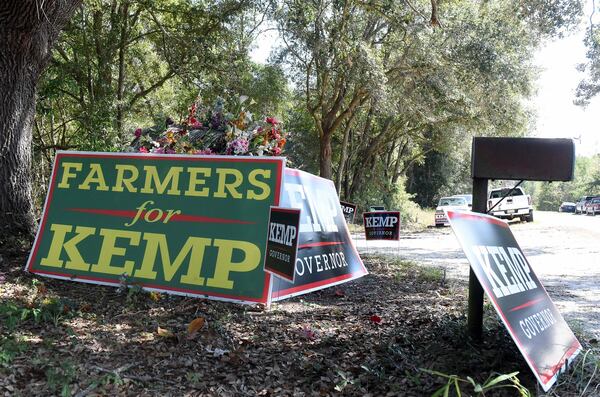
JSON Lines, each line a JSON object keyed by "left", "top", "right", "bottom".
{"left": 134, "top": 128, "right": 143, "bottom": 138}
{"left": 226, "top": 138, "right": 249, "bottom": 155}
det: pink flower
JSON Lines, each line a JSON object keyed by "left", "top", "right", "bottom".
{"left": 226, "top": 138, "right": 249, "bottom": 155}
{"left": 271, "top": 146, "right": 282, "bottom": 155}
{"left": 134, "top": 128, "right": 142, "bottom": 138}
{"left": 194, "top": 149, "right": 213, "bottom": 155}
{"left": 265, "top": 117, "right": 279, "bottom": 125}
{"left": 139, "top": 147, "right": 148, "bottom": 153}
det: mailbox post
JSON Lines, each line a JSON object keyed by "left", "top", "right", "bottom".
{"left": 467, "top": 177, "right": 487, "bottom": 340}
{"left": 468, "top": 137, "right": 575, "bottom": 340}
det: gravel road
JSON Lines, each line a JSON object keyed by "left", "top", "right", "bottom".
{"left": 353, "top": 211, "right": 600, "bottom": 338}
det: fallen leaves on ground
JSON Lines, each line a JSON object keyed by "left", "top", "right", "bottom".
{"left": 0, "top": 252, "right": 558, "bottom": 396}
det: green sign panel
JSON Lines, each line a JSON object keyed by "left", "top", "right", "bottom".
{"left": 26, "top": 151, "right": 285, "bottom": 304}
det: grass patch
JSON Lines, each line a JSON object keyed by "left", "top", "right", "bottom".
{"left": 390, "top": 258, "right": 445, "bottom": 284}
{"left": 555, "top": 345, "right": 600, "bottom": 395}
{"left": 0, "top": 335, "right": 29, "bottom": 367}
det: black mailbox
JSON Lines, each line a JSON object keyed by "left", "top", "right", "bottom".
{"left": 471, "top": 137, "right": 575, "bottom": 182}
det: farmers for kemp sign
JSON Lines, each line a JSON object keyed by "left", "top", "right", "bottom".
{"left": 446, "top": 210, "right": 580, "bottom": 391}
{"left": 26, "top": 151, "right": 284, "bottom": 304}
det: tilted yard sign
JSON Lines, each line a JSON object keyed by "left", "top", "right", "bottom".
{"left": 446, "top": 209, "right": 581, "bottom": 391}
{"left": 26, "top": 151, "right": 285, "bottom": 304}
{"left": 263, "top": 207, "right": 301, "bottom": 283}
{"left": 271, "top": 169, "right": 367, "bottom": 300}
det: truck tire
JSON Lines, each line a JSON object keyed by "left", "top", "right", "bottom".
{"left": 525, "top": 210, "right": 534, "bottom": 222}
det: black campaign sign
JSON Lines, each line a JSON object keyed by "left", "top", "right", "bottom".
{"left": 340, "top": 201, "right": 357, "bottom": 223}
{"left": 264, "top": 207, "right": 301, "bottom": 282}
{"left": 363, "top": 211, "right": 400, "bottom": 240}
{"left": 446, "top": 210, "right": 580, "bottom": 392}
{"left": 271, "top": 169, "right": 367, "bottom": 300}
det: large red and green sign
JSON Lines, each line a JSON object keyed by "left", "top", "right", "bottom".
{"left": 26, "top": 151, "right": 285, "bottom": 304}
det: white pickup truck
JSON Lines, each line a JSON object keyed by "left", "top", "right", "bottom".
{"left": 488, "top": 187, "right": 534, "bottom": 222}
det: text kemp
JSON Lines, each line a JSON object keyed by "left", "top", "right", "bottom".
{"left": 39, "top": 223, "right": 261, "bottom": 290}
{"left": 470, "top": 245, "right": 537, "bottom": 299}
{"left": 269, "top": 223, "right": 297, "bottom": 246}
{"left": 365, "top": 216, "right": 398, "bottom": 228}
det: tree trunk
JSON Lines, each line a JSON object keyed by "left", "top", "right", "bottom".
{"left": 0, "top": 0, "right": 82, "bottom": 247}
{"left": 319, "top": 130, "right": 333, "bottom": 180}
{"left": 116, "top": 1, "right": 130, "bottom": 138}
{"left": 335, "top": 113, "right": 357, "bottom": 195}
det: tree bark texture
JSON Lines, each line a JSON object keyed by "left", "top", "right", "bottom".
{"left": 319, "top": 131, "right": 333, "bottom": 180}
{"left": 0, "top": 0, "right": 82, "bottom": 245}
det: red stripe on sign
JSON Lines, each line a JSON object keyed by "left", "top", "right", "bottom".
{"left": 68, "top": 208, "right": 255, "bottom": 225}
{"left": 539, "top": 340, "right": 582, "bottom": 383}
{"left": 446, "top": 210, "right": 509, "bottom": 228}
{"left": 271, "top": 207, "right": 301, "bottom": 214}
{"left": 298, "top": 241, "right": 344, "bottom": 249}
{"left": 509, "top": 297, "right": 545, "bottom": 312}
{"left": 27, "top": 154, "right": 61, "bottom": 272}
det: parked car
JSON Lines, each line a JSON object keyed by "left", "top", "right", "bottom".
{"left": 585, "top": 197, "right": 600, "bottom": 216}
{"left": 487, "top": 187, "right": 533, "bottom": 222}
{"left": 452, "top": 194, "right": 473, "bottom": 208}
{"left": 435, "top": 196, "right": 469, "bottom": 227}
{"left": 575, "top": 196, "right": 594, "bottom": 214}
{"left": 558, "top": 202, "right": 576, "bottom": 213}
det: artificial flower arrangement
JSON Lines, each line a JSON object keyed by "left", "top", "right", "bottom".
{"left": 129, "top": 96, "right": 286, "bottom": 156}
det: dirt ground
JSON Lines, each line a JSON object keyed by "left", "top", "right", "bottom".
{"left": 354, "top": 211, "right": 600, "bottom": 339}
{"left": 0, "top": 252, "right": 553, "bottom": 396}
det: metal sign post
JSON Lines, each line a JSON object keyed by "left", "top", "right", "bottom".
{"left": 467, "top": 177, "right": 487, "bottom": 340}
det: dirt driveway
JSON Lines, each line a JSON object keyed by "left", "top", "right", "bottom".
{"left": 352, "top": 211, "right": 600, "bottom": 338}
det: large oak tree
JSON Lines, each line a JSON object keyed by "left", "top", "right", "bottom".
{"left": 0, "top": 0, "right": 82, "bottom": 246}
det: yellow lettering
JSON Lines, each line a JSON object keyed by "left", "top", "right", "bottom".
{"left": 163, "top": 209, "right": 181, "bottom": 223}
{"left": 247, "top": 169, "right": 271, "bottom": 200}
{"left": 58, "top": 162, "right": 83, "bottom": 188}
{"left": 140, "top": 166, "right": 183, "bottom": 195}
{"left": 90, "top": 228, "right": 140, "bottom": 275}
{"left": 214, "top": 168, "right": 243, "bottom": 199}
{"left": 206, "top": 239, "right": 260, "bottom": 289}
{"left": 184, "top": 167, "right": 212, "bottom": 197}
{"left": 113, "top": 164, "right": 139, "bottom": 193}
{"left": 135, "top": 233, "right": 210, "bottom": 284}
{"left": 78, "top": 163, "right": 109, "bottom": 191}
{"left": 40, "top": 224, "right": 96, "bottom": 271}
